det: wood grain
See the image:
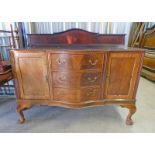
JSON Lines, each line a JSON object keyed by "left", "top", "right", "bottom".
{"left": 11, "top": 46, "right": 144, "bottom": 125}
{"left": 28, "top": 28, "right": 125, "bottom": 47}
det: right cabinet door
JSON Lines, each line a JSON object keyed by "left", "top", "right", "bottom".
{"left": 104, "top": 52, "right": 142, "bottom": 99}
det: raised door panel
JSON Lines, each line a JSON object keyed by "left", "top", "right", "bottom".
{"left": 105, "top": 52, "right": 142, "bottom": 99}
{"left": 15, "top": 52, "right": 50, "bottom": 99}
{"left": 51, "top": 53, "right": 104, "bottom": 70}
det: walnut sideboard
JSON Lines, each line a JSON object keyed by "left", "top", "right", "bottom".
{"left": 10, "top": 46, "right": 145, "bottom": 125}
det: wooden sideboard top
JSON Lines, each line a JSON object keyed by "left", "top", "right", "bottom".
{"left": 12, "top": 45, "right": 145, "bottom": 53}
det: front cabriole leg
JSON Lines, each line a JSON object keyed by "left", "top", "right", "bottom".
{"left": 17, "top": 104, "right": 25, "bottom": 124}
{"left": 120, "top": 103, "right": 137, "bottom": 125}
{"left": 16, "top": 102, "right": 32, "bottom": 124}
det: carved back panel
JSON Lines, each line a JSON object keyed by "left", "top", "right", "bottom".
{"left": 28, "top": 29, "right": 125, "bottom": 47}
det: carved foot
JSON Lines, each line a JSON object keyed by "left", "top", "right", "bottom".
{"left": 126, "top": 117, "right": 134, "bottom": 125}
{"left": 16, "top": 103, "right": 32, "bottom": 124}
{"left": 17, "top": 104, "right": 26, "bottom": 124}
{"left": 18, "top": 111, "right": 25, "bottom": 124}
{"left": 120, "top": 104, "right": 137, "bottom": 125}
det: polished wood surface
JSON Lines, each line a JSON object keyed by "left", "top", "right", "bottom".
{"left": 28, "top": 29, "right": 125, "bottom": 47}
{"left": 14, "top": 52, "right": 50, "bottom": 99}
{"left": 139, "top": 25, "right": 155, "bottom": 49}
{"left": 139, "top": 25, "right": 155, "bottom": 81}
{"left": 53, "top": 86, "right": 100, "bottom": 103}
{"left": 51, "top": 53, "right": 104, "bottom": 70}
{"left": 11, "top": 46, "right": 144, "bottom": 125}
{"left": 105, "top": 52, "right": 142, "bottom": 99}
{"left": 52, "top": 71, "right": 102, "bottom": 88}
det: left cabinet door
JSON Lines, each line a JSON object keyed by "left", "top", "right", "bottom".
{"left": 14, "top": 52, "right": 50, "bottom": 99}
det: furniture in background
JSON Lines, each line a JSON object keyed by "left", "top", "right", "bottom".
{"left": 0, "top": 25, "right": 15, "bottom": 90}
{"left": 27, "top": 28, "right": 125, "bottom": 47}
{"left": 0, "top": 56, "right": 12, "bottom": 86}
{"left": 139, "top": 25, "right": 155, "bottom": 81}
{"left": 128, "top": 22, "right": 145, "bottom": 47}
{"left": 11, "top": 46, "right": 144, "bottom": 125}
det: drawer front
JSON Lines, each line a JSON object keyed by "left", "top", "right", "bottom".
{"left": 53, "top": 87, "right": 100, "bottom": 103}
{"left": 51, "top": 53, "right": 104, "bottom": 70}
{"left": 53, "top": 71, "right": 102, "bottom": 88}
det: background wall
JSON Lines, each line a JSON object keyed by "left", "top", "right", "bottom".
{"left": 1, "top": 22, "right": 155, "bottom": 47}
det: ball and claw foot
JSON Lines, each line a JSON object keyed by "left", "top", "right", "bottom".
{"left": 18, "top": 118, "right": 25, "bottom": 124}
{"left": 120, "top": 103, "right": 136, "bottom": 125}
{"left": 18, "top": 110, "right": 26, "bottom": 124}
{"left": 17, "top": 103, "right": 32, "bottom": 124}
{"left": 126, "top": 117, "right": 134, "bottom": 125}
{"left": 18, "top": 117, "right": 25, "bottom": 124}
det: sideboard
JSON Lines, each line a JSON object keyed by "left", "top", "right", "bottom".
{"left": 10, "top": 46, "right": 144, "bottom": 125}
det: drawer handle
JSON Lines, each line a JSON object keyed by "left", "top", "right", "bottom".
{"left": 89, "top": 59, "right": 98, "bottom": 66}
{"left": 86, "top": 90, "right": 95, "bottom": 96}
{"left": 57, "top": 58, "right": 66, "bottom": 65}
{"left": 58, "top": 76, "right": 66, "bottom": 82}
{"left": 87, "top": 76, "right": 98, "bottom": 82}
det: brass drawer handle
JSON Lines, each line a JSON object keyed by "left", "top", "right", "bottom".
{"left": 58, "top": 76, "right": 66, "bottom": 82}
{"left": 57, "top": 58, "right": 66, "bottom": 65}
{"left": 87, "top": 76, "right": 98, "bottom": 82}
{"left": 89, "top": 59, "right": 98, "bottom": 66}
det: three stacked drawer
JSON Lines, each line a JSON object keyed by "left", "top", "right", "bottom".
{"left": 50, "top": 52, "right": 104, "bottom": 103}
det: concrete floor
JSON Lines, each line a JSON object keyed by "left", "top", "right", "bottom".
{"left": 0, "top": 77, "right": 155, "bottom": 133}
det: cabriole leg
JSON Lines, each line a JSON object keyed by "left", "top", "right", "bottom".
{"left": 17, "top": 104, "right": 25, "bottom": 124}
{"left": 16, "top": 103, "right": 32, "bottom": 124}
{"left": 120, "top": 104, "right": 137, "bottom": 125}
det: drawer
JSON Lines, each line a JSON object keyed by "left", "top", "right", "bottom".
{"left": 52, "top": 71, "right": 102, "bottom": 88}
{"left": 53, "top": 87, "right": 101, "bottom": 103}
{"left": 51, "top": 53, "right": 104, "bottom": 70}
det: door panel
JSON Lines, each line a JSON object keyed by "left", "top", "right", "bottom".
{"left": 105, "top": 52, "right": 142, "bottom": 99}
{"left": 15, "top": 53, "right": 50, "bottom": 99}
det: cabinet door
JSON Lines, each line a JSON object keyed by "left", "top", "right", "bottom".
{"left": 105, "top": 52, "right": 142, "bottom": 99}
{"left": 15, "top": 52, "right": 50, "bottom": 99}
